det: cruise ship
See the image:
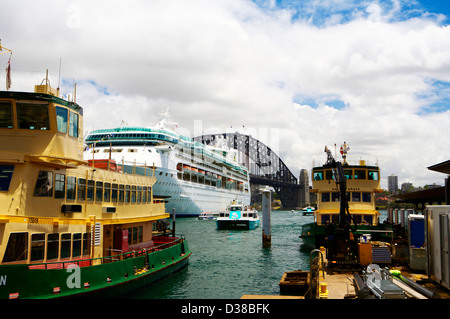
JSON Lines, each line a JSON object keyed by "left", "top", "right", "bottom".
{"left": 84, "top": 120, "right": 251, "bottom": 216}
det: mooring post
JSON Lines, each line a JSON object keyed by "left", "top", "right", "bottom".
{"left": 172, "top": 208, "right": 176, "bottom": 237}
{"left": 262, "top": 189, "right": 271, "bottom": 248}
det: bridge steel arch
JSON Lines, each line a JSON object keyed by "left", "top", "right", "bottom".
{"left": 194, "top": 132, "right": 302, "bottom": 209}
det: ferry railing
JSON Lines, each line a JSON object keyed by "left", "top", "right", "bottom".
{"left": 27, "top": 235, "right": 186, "bottom": 270}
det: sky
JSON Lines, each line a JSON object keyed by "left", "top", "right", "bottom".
{"left": 1, "top": 0, "right": 449, "bottom": 190}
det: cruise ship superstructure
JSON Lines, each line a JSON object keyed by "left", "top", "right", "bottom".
{"left": 84, "top": 120, "right": 251, "bottom": 216}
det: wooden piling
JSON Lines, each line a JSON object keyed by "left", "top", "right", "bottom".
{"left": 262, "top": 189, "right": 271, "bottom": 248}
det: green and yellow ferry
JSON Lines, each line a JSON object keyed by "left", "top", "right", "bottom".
{"left": 300, "top": 143, "right": 389, "bottom": 249}
{"left": 0, "top": 76, "right": 191, "bottom": 299}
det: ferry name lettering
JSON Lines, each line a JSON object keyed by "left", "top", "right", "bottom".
{"left": 28, "top": 217, "right": 39, "bottom": 224}
{"left": 331, "top": 187, "right": 360, "bottom": 191}
{"left": 0, "top": 275, "right": 6, "bottom": 286}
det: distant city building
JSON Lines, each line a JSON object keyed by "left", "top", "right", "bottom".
{"left": 388, "top": 175, "right": 398, "bottom": 194}
{"left": 401, "top": 182, "right": 413, "bottom": 193}
{"left": 299, "top": 169, "right": 310, "bottom": 207}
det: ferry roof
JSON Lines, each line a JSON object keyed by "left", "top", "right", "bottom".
{"left": 0, "top": 90, "right": 83, "bottom": 114}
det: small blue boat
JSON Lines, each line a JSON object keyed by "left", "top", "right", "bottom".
{"left": 216, "top": 203, "right": 260, "bottom": 230}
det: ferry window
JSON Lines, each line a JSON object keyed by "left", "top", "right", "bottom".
{"left": 55, "top": 173, "right": 65, "bottom": 199}
{"left": 321, "top": 215, "right": 330, "bottom": 224}
{"left": 138, "top": 226, "right": 143, "bottom": 243}
{"left": 96, "top": 181, "right": 103, "bottom": 202}
{"left": 344, "top": 169, "right": 353, "bottom": 180}
{"left": 67, "top": 176, "right": 76, "bottom": 200}
{"left": 313, "top": 171, "right": 323, "bottom": 181}
{"left": 73, "top": 233, "right": 82, "bottom": 257}
{"left": 33, "top": 171, "right": 53, "bottom": 197}
{"left": 131, "top": 186, "right": 136, "bottom": 203}
{"left": 331, "top": 192, "right": 340, "bottom": 202}
{"left": 119, "top": 184, "right": 124, "bottom": 203}
{"left": 368, "top": 170, "right": 379, "bottom": 180}
{"left": 131, "top": 227, "right": 138, "bottom": 244}
{"left": 30, "top": 233, "right": 45, "bottom": 261}
{"left": 137, "top": 186, "right": 142, "bottom": 203}
{"left": 47, "top": 233, "right": 59, "bottom": 260}
{"left": 104, "top": 182, "right": 111, "bottom": 202}
{"left": 0, "top": 165, "right": 14, "bottom": 191}
{"left": 77, "top": 178, "right": 86, "bottom": 200}
{"left": 127, "top": 228, "right": 132, "bottom": 245}
{"left": 111, "top": 183, "right": 118, "bottom": 203}
{"left": 352, "top": 192, "right": 361, "bottom": 202}
{"left": 362, "top": 192, "right": 371, "bottom": 202}
{"left": 142, "top": 186, "right": 147, "bottom": 203}
{"left": 364, "top": 215, "right": 373, "bottom": 225}
{"left": 87, "top": 180, "right": 95, "bottom": 201}
{"left": 321, "top": 192, "right": 330, "bottom": 202}
{"left": 147, "top": 186, "right": 152, "bottom": 202}
{"left": 0, "top": 101, "right": 13, "bottom": 128}
{"left": 353, "top": 215, "right": 362, "bottom": 225}
{"left": 125, "top": 185, "right": 131, "bottom": 203}
{"left": 61, "top": 233, "right": 71, "bottom": 259}
{"left": 354, "top": 170, "right": 366, "bottom": 180}
{"left": 69, "top": 111, "right": 79, "bottom": 137}
{"left": 56, "top": 106, "right": 68, "bottom": 133}
{"left": 17, "top": 102, "right": 50, "bottom": 130}
{"left": 82, "top": 233, "right": 90, "bottom": 256}
{"left": 2, "top": 232, "right": 28, "bottom": 263}
{"left": 325, "top": 170, "right": 334, "bottom": 180}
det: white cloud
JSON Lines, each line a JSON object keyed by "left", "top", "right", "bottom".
{"left": 1, "top": 0, "right": 449, "bottom": 189}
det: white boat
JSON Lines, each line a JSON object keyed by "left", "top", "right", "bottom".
{"left": 84, "top": 119, "right": 251, "bottom": 216}
{"left": 198, "top": 212, "right": 218, "bottom": 220}
{"left": 216, "top": 203, "right": 260, "bottom": 230}
{"left": 301, "top": 206, "right": 315, "bottom": 215}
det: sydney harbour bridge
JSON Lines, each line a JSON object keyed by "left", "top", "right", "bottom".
{"left": 194, "top": 132, "right": 310, "bottom": 209}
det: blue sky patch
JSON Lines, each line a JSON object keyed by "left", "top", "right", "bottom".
{"left": 252, "top": 0, "right": 450, "bottom": 26}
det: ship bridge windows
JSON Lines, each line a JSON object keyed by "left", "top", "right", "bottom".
{"left": 313, "top": 171, "right": 323, "bottom": 181}
{"left": 0, "top": 100, "right": 13, "bottom": 128}
{"left": 69, "top": 111, "right": 79, "bottom": 137}
{"left": 343, "top": 169, "right": 352, "bottom": 180}
{"left": 0, "top": 165, "right": 14, "bottom": 191}
{"left": 55, "top": 106, "right": 79, "bottom": 137}
{"left": 354, "top": 170, "right": 366, "bottom": 180}
{"left": 56, "top": 106, "right": 68, "bottom": 133}
{"left": 17, "top": 102, "right": 50, "bottom": 130}
{"left": 368, "top": 170, "right": 379, "bottom": 180}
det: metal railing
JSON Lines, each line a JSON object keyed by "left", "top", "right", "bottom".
{"left": 27, "top": 235, "right": 186, "bottom": 270}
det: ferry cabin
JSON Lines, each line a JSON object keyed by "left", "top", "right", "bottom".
{"left": 311, "top": 161, "right": 383, "bottom": 227}
{"left": 0, "top": 86, "right": 168, "bottom": 268}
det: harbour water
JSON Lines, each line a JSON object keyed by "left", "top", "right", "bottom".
{"left": 129, "top": 210, "right": 388, "bottom": 299}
